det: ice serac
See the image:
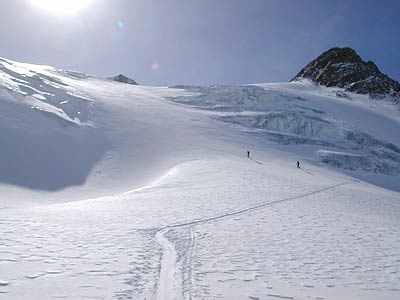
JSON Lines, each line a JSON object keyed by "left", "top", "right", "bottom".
{"left": 292, "top": 47, "right": 400, "bottom": 103}
{"left": 108, "top": 74, "right": 138, "bottom": 85}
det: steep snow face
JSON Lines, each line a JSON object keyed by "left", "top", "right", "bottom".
{"left": 0, "top": 57, "right": 92, "bottom": 125}
{"left": 0, "top": 57, "right": 212, "bottom": 202}
{"left": 0, "top": 57, "right": 109, "bottom": 194}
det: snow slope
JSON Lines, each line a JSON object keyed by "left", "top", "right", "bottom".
{"left": 0, "top": 57, "right": 399, "bottom": 300}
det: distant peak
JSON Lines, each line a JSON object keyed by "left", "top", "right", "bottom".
{"left": 318, "top": 47, "right": 362, "bottom": 63}
{"left": 108, "top": 74, "right": 138, "bottom": 85}
{"left": 292, "top": 47, "right": 400, "bottom": 103}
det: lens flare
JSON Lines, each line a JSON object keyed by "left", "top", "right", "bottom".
{"left": 151, "top": 63, "right": 160, "bottom": 71}
{"left": 30, "top": 0, "right": 93, "bottom": 15}
{"left": 117, "top": 21, "right": 124, "bottom": 29}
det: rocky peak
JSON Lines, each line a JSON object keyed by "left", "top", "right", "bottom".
{"left": 292, "top": 47, "right": 400, "bottom": 103}
{"left": 108, "top": 74, "right": 138, "bottom": 85}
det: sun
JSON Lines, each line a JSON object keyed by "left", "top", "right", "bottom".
{"left": 30, "top": 0, "right": 94, "bottom": 15}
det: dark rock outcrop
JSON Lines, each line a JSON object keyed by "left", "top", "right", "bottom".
{"left": 292, "top": 47, "right": 400, "bottom": 102}
{"left": 108, "top": 74, "right": 138, "bottom": 85}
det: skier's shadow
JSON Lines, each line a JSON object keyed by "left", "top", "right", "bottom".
{"left": 248, "top": 157, "right": 263, "bottom": 165}
{"left": 299, "top": 167, "right": 314, "bottom": 175}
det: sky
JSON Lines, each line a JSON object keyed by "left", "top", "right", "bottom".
{"left": 0, "top": 0, "right": 399, "bottom": 86}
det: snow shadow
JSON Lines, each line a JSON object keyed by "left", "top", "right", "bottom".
{"left": 248, "top": 157, "right": 263, "bottom": 165}
{"left": 0, "top": 103, "right": 110, "bottom": 191}
{"left": 299, "top": 167, "right": 315, "bottom": 175}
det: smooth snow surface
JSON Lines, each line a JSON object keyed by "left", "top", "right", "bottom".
{"left": 1, "top": 58, "right": 399, "bottom": 300}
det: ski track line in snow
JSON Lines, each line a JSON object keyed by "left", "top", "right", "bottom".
{"left": 150, "top": 181, "right": 353, "bottom": 232}
{"left": 156, "top": 228, "right": 177, "bottom": 300}
{"left": 187, "top": 226, "right": 197, "bottom": 300}
{"left": 156, "top": 226, "right": 197, "bottom": 300}
{"left": 154, "top": 181, "right": 353, "bottom": 300}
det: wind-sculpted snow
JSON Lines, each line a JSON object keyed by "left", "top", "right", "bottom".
{"left": 0, "top": 57, "right": 92, "bottom": 124}
{"left": 0, "top": 57, "right": 110, "bottom": 191}
{"left": 190, "top": 184, "right": 400, "bottom": 299}
{"left": 2, "top": 159, "right": 399, "bottom": 300}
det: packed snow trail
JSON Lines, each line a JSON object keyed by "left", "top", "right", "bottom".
{"left": 153, "top": 180, "right": 354, "bottom": 299}
{"left": 156, "top": 229, "right": 177, "bottom": 300}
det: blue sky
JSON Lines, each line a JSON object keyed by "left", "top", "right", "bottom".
{"left": 1, "top": 0, "right": 399, "bottom": 85}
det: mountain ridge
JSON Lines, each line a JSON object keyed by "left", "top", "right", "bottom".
{"left": 292, "top": 47, "right": 400, "bottom": 103}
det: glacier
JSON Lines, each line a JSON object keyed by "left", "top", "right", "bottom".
{"left": 0, "top": 57, "right": 399, "bottom": 300}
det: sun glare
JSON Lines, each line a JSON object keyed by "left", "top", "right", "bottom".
{"left": 30, "top": 0, "right": 93, "bottom": 15}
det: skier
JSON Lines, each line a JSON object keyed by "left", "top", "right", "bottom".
{"left": 247, "top": 150, "right": 250, "bottom": 158}
{"left": 297, "top": 161, "right": 300, "bottom": 168}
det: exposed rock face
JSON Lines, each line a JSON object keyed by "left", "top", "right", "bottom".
{"left": 108, "top": 74, "right": 138, "bottom": 85}
{"left": 292, "top": 47, "right": 400, "bottom": 102}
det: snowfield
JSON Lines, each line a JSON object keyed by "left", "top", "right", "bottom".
{"left": 0, "top": 57, "right": 399, "bottom": 300}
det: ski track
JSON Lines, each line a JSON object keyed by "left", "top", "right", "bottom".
{"left": 186, "top": 226, "right": 197, "bottom": 300}
{"left": 156, "top": 229, "right": 176, "bottom": 300}
{"left": 154, "top": 180, "right": 353, "bottom": 299}
{"left": 148, "top": 180, "right": 352, "bottom": 232}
